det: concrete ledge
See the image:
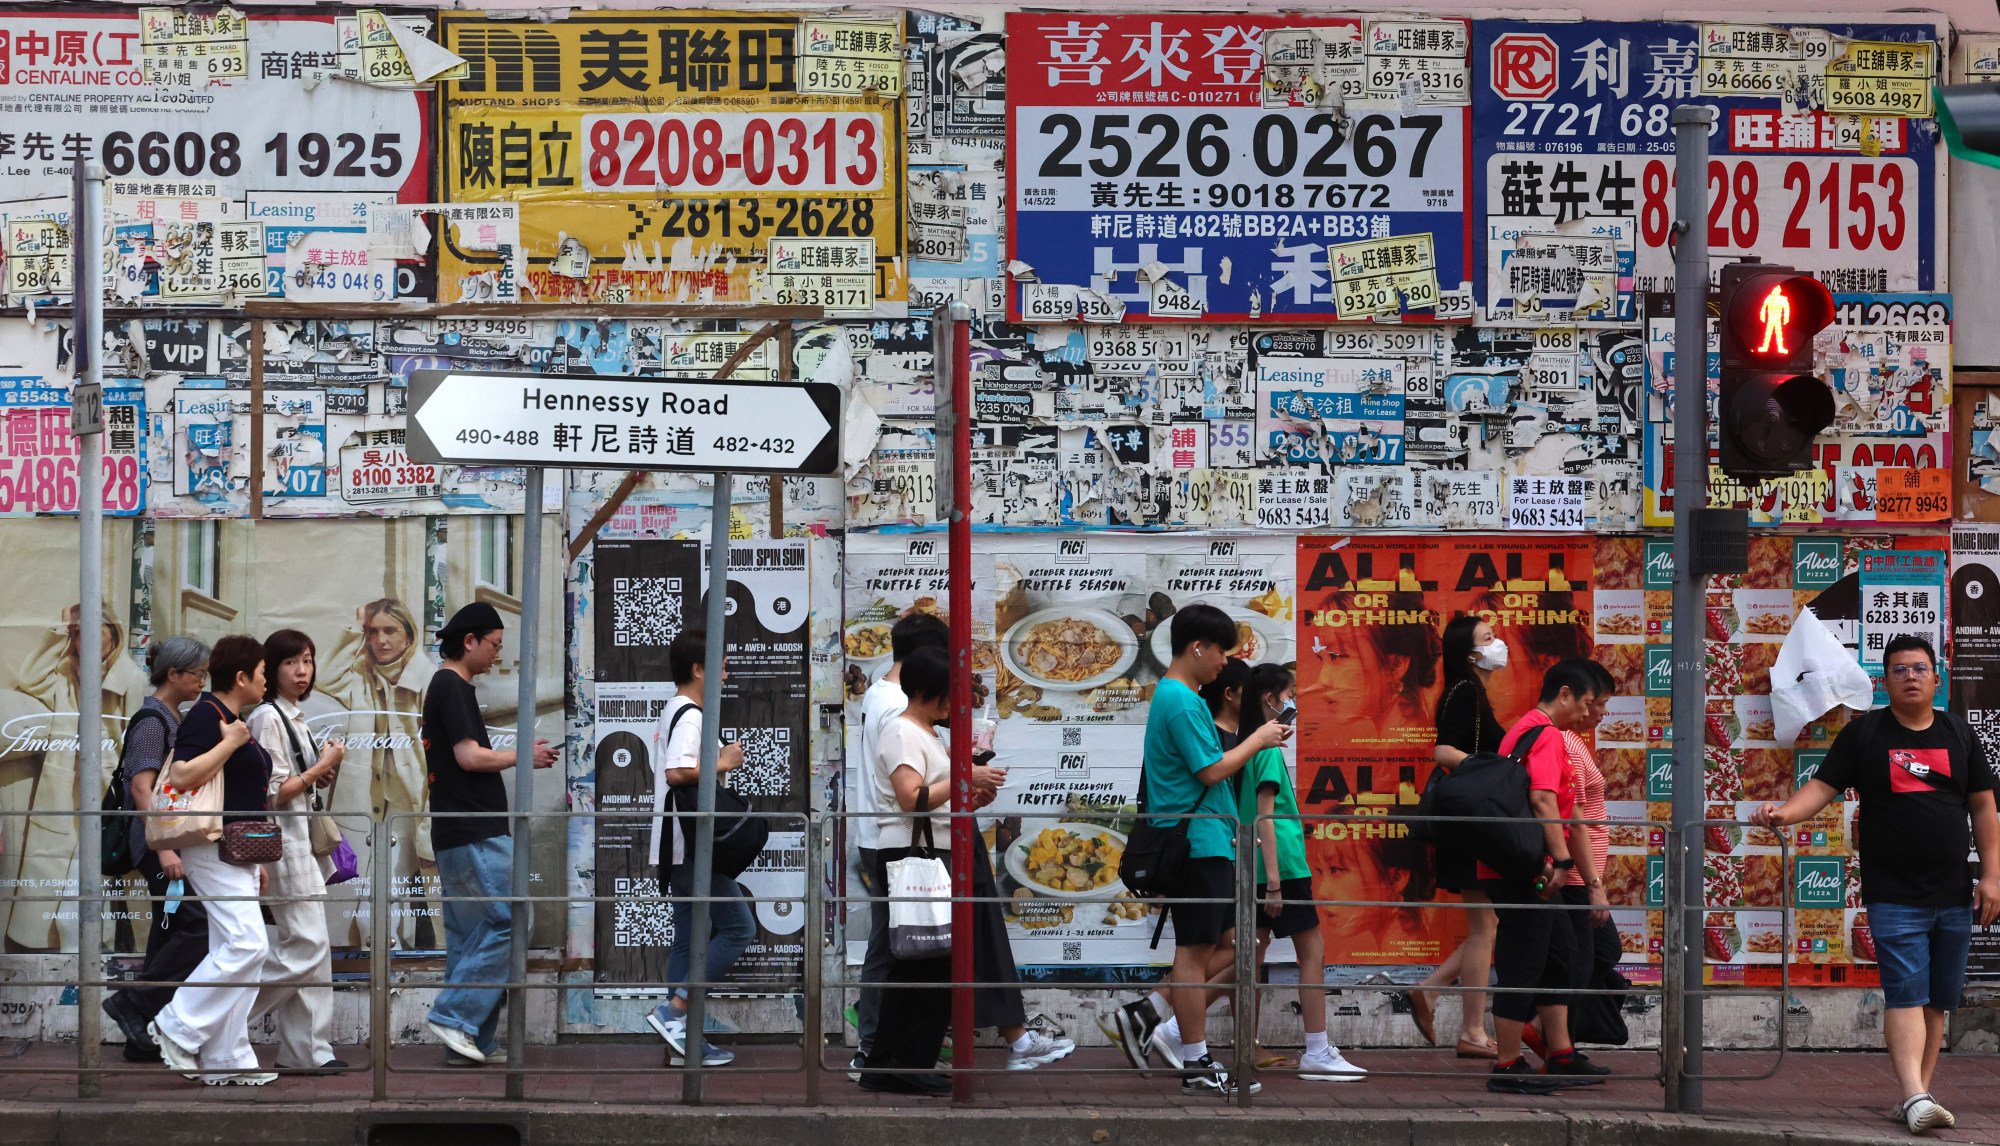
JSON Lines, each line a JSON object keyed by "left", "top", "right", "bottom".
{"left": 0, "top": 1103, "right": 1908, "bottom": 1146}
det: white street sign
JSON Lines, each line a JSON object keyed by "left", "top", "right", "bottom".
{"left": 406, "top": 370, "right": 840, "bottom": 475}
{"left": 69, "top": 382, "right": 104, "bottom": 437}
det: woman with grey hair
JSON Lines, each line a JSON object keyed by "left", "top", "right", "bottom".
{"left": 100, "top": 636, "right": 240, "bottom": 1062}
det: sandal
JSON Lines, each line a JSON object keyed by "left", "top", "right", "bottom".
{"left": 1254, "top": 1045, "right": 1298, "bottom": 1071}
{"left": 1406, "top": 990, "right": 1437, "bottom": 1046}
{"left": 1455, "top": 1037, "right": 1499, "bottom": 1060}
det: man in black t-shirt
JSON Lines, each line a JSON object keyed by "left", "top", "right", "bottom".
{"left": 1751, "top": 635, "right": 2000, "bottom": 1135}
{"left": 420, "top": 602, "right": 555, "bottom": 1067}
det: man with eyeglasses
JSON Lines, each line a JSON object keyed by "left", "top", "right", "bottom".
{"left": 420, "top": 602, "right": 556, "bottom": 1065}
{"left": 1751, "top": 634, "right": 2000, "bottom": 1136}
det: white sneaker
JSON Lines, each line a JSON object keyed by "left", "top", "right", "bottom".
{"left": 203, "top": 1070, "right": 277, "bottom": 1086}
{"left": 147, "top": 1021, "right": 200, "bottom": 1080}
{"left": 1299, "top": 1046, "right": 1366, "bottom": 1082}
{"left": 1148, "top": 1022, "right": 1185, "bottom": 1072}
{"left": 1904, "top": 1094, "right": 1951, "bottom": 1135}
{"left": 426, "top": 1019, "right": 486, "bottom": 1064}
{"left": 1007, "top": 1032, "right": 1076, "bottom": 1071}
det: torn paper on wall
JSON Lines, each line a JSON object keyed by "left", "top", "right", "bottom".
{"left": 1261, "top": 26, "right": 1362, "bottom": 109}
{"left": 138, "top": 6, "right": 248, "bottom": 89}
{"left": 1364, "top": 18, "right": 1471, "bottom": 107}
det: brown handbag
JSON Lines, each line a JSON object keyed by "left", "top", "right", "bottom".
{"left": 219, "top": 818, "right": 283, "bottom": 866}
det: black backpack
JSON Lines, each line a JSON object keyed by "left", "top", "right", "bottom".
{"left": 661, "top": 704, "right": 770, "bottom": 880}
{"left": 99, "top": 707, "right": 166, "bottom": 875}
{"left": 1420, "top": 724, "right": 1550, "bottom": 882}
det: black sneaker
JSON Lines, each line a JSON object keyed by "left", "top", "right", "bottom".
{"left": 1111, "top": 1001, "right": 1160, "bottom": 1076}
{"left": 103, "top": 995, "right": 159, "bottom": 1060}
{"left": 1181, "top": 1054, "right": 1261, "bottom": 1097}
{"left": 1544, "top": 1051, "right": 1611, "bottom": 1083}
{"left": 1487, "top": 1057, "right": 1569, "bottom": 1095}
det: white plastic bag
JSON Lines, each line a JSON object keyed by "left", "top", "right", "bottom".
{"left": 886, "top": 851, "right": 953, "bottom": 960}
{"left": 1771, "top": 607, "right": 1875, "bottom": 745}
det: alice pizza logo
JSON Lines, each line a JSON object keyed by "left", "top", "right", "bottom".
{"left": 1794, "top": 857, "right": 1846, "bottom": 908}
{"left": 1793, "top": 539, "right": 1842, "bottom": 588}
{"left": 1643, "top": 539, "right": 1675, "bottom": 588}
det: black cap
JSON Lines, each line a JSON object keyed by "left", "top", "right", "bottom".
{"left": 438, "top": 601, "right": 505, "bottom": 639}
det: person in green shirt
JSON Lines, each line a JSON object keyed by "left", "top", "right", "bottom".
{"left": 1236, "top": 663, "right": 1363, "bottom": 1081}
{"left": 1109, "top": 604, "right": 1289, "bottom": 1098}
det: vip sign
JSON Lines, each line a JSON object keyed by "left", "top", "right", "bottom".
{"left": 1794, "top": 857, "right": 1847, "bottom": 908}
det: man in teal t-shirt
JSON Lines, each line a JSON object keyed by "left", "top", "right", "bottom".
{"left": 1110, "top": 604, "right": 1288, "bottom": 1098}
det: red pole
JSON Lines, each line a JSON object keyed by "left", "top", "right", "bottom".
{"left": 946, "top": 306, "right": 976, "bottom": 1103}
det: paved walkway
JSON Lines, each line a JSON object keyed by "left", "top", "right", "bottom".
{"left": 0, "top": 1044, "right": 1991, "bottom": 1144}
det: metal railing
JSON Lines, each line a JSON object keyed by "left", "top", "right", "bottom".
{"left": 2, "top": 804, "right": 1803, "bottom": 1108}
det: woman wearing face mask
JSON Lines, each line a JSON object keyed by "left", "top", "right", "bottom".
{"left": 245, "top": 630, "right": 347, "bottom": 1074}
{"left": 1406, "top": 615, "right": 1508, "bottom": 1058}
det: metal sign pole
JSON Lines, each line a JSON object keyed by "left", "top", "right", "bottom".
{"left": 505, "top": 466, "right": 543, "bottom": 1100}
{"left": 682, "top": 472, "right": 731, "bottom": 1104}
{"left": 1667, "top": 104, "right": 1717, "bottom": 1116}
{"left": 72, "top": 160, "right": 106, "bottom": 1101}
{"left": 940, "top": 304, "right": 976, "bottom": 1103}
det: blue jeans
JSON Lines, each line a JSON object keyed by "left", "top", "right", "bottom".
{"left": 1871, "top": 901, "right": 1974, "bottom": 1011}
{"left": 429, "top": 836, "right": 514, "bottom": 1055}
{"left": 666, "top": 869, "right": 757, "bottom": 1001}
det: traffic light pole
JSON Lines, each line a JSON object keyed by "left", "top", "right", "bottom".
{"left": 1666, "top": 104, "right": 1716, "bottom": 1115}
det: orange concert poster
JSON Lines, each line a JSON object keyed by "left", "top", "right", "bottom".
{"left": 1294, "top": 536, "right": 1594, "bottom": 963}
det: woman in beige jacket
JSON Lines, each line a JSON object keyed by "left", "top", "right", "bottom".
{"left": 319, "top": 598, "right": 438, "bottom": 950}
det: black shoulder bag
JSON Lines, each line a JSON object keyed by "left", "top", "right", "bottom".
{"left": 663, "top": 703, "right": 771, "bottom": 880}
{"left": 101, "top": 707, "right": 167, "bottom": 874}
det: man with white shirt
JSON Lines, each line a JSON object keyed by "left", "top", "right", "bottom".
{"left": 851, "top": 612, "right": 949, "bottom": 1072}
{"left": 645, "top": 629, "right": 754, "bottom": 1069}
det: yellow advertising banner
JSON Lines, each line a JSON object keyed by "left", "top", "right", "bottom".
{"left": 436, "top": 11, "right": 905, "bottom": 306}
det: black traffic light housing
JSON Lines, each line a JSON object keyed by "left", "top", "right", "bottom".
{"left": 1716, "top": 263, "right": 1837, "bottom": 483}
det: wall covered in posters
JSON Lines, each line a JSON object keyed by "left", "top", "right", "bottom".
{"left": 0, "top": 4, "right": 1983, "bottom": 1039}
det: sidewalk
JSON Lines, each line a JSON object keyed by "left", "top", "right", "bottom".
{"left": 0, "top": 1045, "right": 1990, "bottom": 1144}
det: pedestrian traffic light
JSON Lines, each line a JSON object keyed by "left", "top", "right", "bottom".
{"left": 1938, "top": 83, "right": 2000, "bottom": 170}
{"left": 1715, "top": 263, "right": 1837, "bottom": 483}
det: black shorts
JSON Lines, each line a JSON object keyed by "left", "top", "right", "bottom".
{"left": 1169, "top": 857, "right": 1235, "bottom": 948}
{"left": 1435, "top": 847, "right": 1476, "bottom": 895}
{"left": 1482, "top": 877, "right": 1575, "bottom": 1024}
{"left": 1257, "top": 876, "right": 1319, "bottom": 939}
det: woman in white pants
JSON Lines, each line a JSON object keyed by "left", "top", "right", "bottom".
{"left": 247, "top": 630, "right": 346, "bottom": 1073}
{"left": 149, "top": 635, "right": 276, "bottom": 1086}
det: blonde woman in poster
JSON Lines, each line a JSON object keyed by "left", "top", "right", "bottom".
{"left": 0, "top": 603, "right": 149, "bottom": 951}
{"left": 320, "top": 598, "right": 440, "bottom": 949}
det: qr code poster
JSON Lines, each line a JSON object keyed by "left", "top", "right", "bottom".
{"left": 590, "top": 541, "right": 813, "bottom": 992}
{"left": 593, "top": 540, "right": 701, "bottom": 683}
{"left": 611, "top": 576, "right": 684, "bottom": 648}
